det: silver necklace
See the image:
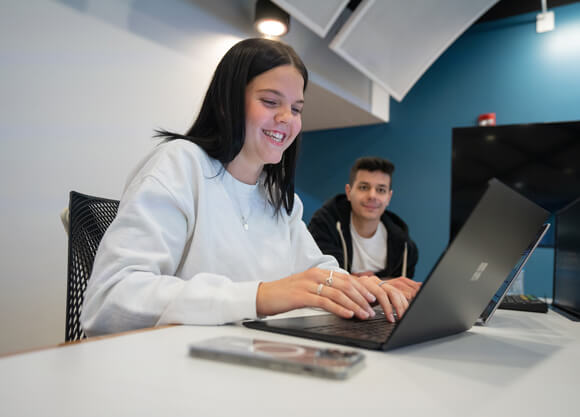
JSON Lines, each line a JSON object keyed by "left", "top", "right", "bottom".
{"left": 229, "top": 189, "right": 252, "bottom": 231}
{"left": 242, "top": 215, "right": 249, "bottom": 231}
{"left": 223, "top": 170, "right": 258, "bottom": 231}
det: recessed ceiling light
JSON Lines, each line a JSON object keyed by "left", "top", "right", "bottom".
{"left": 255, "top": 0, "right": 290, "bottom": 37}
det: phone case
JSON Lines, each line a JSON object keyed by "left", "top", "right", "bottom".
{"left": 188, "top": 336, "right": 365, "bottom": 379}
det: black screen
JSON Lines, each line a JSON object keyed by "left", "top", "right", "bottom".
{"left": 553, "top": 197, "right": 580, "bottom": 318}
{"left": 451, "top": 121, "right": 580, "bottom": 246}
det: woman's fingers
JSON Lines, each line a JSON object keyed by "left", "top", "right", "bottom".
{"left": 373, "top": 283, "right": 397, "bottom": 322}
{"left": 357, "top": 276, "right": 410, "bottom": 322}
{"left": 387, "top": 285, "right": 409, "bottom": 318}
{"left": 356, "top": 276, "right": 393, "bottom": 322}
{"left": 315, "top": 271, "right": 376, "bottom": 319}
{"left": 302, "top": 292, "right": 355, "bottom": 319}
{"left": 348, "top": 275, "right": 378, "bottom": 304}
{"left": 387, "top": 277, "right": 421, "bottom": 300}
{"left": 312, "top": 285, "right": 367, "bottom": 319}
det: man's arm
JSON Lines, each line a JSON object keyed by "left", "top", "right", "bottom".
{"left": 308, "top": 209, "right": 347, "bottom": 270}
{"left": 405, "top": 239, "right": 419, "bottom": 278}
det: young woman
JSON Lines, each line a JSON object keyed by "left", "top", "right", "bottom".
{"left": 81, "top": 38, "right": 408, "bottom": 336}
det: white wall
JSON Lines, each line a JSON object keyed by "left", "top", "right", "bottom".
{"left": 0, "top": 0, "right": 251, "bottom": 354}
{"left": 0, "top": 0, "right": 375, "bottom": 354}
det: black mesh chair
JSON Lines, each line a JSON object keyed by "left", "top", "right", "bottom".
{"left": 66, "top": 191, "right": 119, "bottom": 342}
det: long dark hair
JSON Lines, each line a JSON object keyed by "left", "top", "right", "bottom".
{"left": 156, "top": 38, "right": 308, "bottom": 215}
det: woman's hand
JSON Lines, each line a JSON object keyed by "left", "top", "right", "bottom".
{"left": 256, "top": 268, "right": 377, "bottom": 320}
{"left": 351, "top": 274, "right": 421, "bottom": 301}
{"left": 383, "top": 277, "right": 421, "bottom": 300}
{"left": 356, "top": 275, "right": 410, "bottom": 322}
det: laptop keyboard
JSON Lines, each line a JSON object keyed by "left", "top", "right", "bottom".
{"left": 303, "top": 312, "right": 397, "bottom": 341}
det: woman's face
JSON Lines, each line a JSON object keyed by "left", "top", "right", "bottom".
{"left": 241, "top": 64, "right": 304, "bottom": 170}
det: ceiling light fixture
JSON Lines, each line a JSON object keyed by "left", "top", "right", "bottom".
{"left": 255, "top": 0, "right": 290, "bottom": 37}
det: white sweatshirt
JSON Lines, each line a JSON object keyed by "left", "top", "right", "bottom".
{"left": 80, "top": 139, "right": 340, "bottom": 336}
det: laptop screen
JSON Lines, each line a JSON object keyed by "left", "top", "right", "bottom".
{"left": 480, "top": 223, "right": 550, "bottom": 322}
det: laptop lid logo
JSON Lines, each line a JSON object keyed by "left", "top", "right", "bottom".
{"left": 470, "top": 262, "right": 489, "bottom": 281}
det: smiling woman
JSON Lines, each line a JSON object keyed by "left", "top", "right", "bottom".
{"left": 80, "top": 38, "right": 411, "bottom": 337}
{"left": 230, "top": 64, "right": 304, "bottom": 184}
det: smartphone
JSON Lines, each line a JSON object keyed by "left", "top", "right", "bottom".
{"left": 188, "top": 336, "right": 365, "bottom": 380}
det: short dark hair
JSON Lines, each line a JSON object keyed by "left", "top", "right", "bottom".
{"left": 349, "top": 157, "right": 395, "bottom": 188}
{"left": 156, "top": 38, "right": 308, "bottom": 215}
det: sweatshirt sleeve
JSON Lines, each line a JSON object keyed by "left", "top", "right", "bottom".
{"left": 80, "top": 174, "right": 260, "bottom": 337}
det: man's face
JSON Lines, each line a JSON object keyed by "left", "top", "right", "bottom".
{"left": 346, "top": 170, "right": 393, "bottom": 222}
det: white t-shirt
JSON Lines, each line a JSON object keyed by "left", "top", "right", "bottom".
{"left": 350, "top": 216, "right": 388, "bottom": 274}
{"left": 81, "top": 139, "right": 340, "bottom": 335}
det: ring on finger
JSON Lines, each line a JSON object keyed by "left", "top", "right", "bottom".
{"left": 325, "top": 270, "right": 334, "bottom": 287}
{"left": 378, "top": 280, "right": 388, "bottom": 287}
{"left": 316, "top": 283, "right": 324, "bottom": 296}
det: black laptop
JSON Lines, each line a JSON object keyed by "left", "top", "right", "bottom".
{"left": 244, "top": 179, "right": 549, "bottom": 351}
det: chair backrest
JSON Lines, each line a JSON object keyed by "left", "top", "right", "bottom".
{"left": 66, "top": 191, "right": 119, "bottom": 342}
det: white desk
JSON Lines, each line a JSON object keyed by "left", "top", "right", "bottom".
{"left": 1, "top": 309, "right": 578, "bottom": 417}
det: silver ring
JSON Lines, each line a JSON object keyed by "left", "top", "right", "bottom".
{"left": 325, "top": 270, "right": 334, "bottom": 287}
{"left": 316, "top": 283, "right": 324, "bottom": 296}
{"left": 378, "top": 280, "right": 388, "bottom": 287}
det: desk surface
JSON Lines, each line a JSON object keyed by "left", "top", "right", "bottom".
{"left": 1, "top": 309, "right": 579, "bottom": 417}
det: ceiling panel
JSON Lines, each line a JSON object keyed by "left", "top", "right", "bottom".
{"left": 329, "top": 0, "right": 499, "bottom": 101}
{"left": 273, "top": 0, "right": 349, "bottom": 37}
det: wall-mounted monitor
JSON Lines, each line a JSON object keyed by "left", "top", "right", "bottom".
{"left": 553, "top": 197, "right": 580, "bottom": 319}
{"left": 451, "top": 120, "right": 580, "bottom": 246}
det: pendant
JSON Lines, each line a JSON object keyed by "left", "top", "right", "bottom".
{"left": 242, "top": 216, "right": 249, "bottom": 231}
{"left": 243, "top": 222, "right": 249, "bottom": 231}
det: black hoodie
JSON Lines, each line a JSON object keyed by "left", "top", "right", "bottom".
{"left": 308, "top": 194, "right": 418, "bottom": 278}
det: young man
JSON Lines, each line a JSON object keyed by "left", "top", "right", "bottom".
{"left": 308, "top": 157, "right": 420, "bottom": 299}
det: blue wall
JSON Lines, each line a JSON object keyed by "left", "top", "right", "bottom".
{"left": 297, "top": 3, "right": 580, "bottom": 296}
